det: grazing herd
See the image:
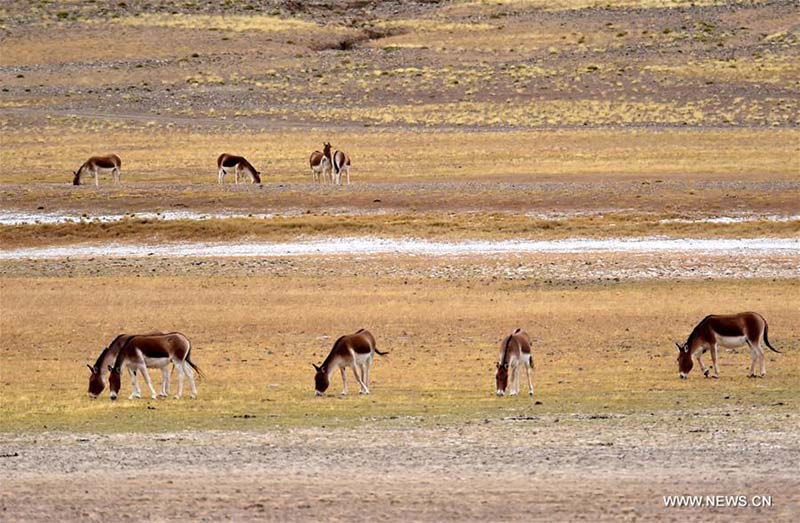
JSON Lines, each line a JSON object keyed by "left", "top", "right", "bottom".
{"left": 88, "top": 332, "right": 201, "bottom": 400}
{"left": 71, "top": 143, "right": 352, "bottom": 185}
{"left": 87, "top": 313, "right": 783, "bottom": 401}
{"left": 308, "top": 142, "right": 351, "bottom": 185}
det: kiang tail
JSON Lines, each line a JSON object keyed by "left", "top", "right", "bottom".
{"left": 763, "top": 322, "right": 781, "bottom": 354}
{"left": 374, "top": 347, "right": 389, "bottom": 356}
{"left": 185, "top": 341, "right": 206, "bottom": 379}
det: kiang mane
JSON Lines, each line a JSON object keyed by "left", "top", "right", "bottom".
{"left": 500, "top": 335, "right": 513, "bottom": 366}
{"left": 93, "top": 334, "right": 125, "bottom": 368}
{"left": 322, "top": 335, "right": 347, "bottom": 368}
{"left": 685, "top": 315, "right": 713, "bottom": 347}
{"left": 113, "top": 335, "right": 140, "bottom": 371}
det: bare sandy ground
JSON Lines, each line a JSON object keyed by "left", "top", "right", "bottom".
{"left": 1, "top": 410, "right": 797, "bottom": 522}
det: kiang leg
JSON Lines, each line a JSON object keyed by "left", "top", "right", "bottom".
{"left": 159, "top": 366, "right": 170, "bottom": 397}
{"left": 696, "top": 351, "right": 709, "bottom": 377}
{"left": 175, "top": 361, "right": 185, "bottom": 399}
{"left": 710, "top": 344, "right": 720, "bottom": 378}
{"left": 139, "top": 365, "right": 158, "bottom": 399}
{"left": 352, "top": 364, "right": 369, "bottom": 394}
{"left": 183, "top": 361, "right": 197, "bottom": 399}
{"left": 755, "top": 343, "right": 766, "bottom": 377}
{"left": 218, "top": 168, "right": 225, "bottom": 184}
{"left": 128, "top": 367, "right": 142, "bottom": 399}
{"left": 525, "top": 358, "right": 534, "bottom": 396}
{"left": 747, "top": 340, "right": 757, "bottom": 377}
{"left": 93, "top": 168, "right": 99, "bottom": 187}
{"left": 362, "top": 359, "right": 371, "bottom": 389}
{"left": 507, "top": 364, "right": 518, "bottom": 395}
{"left": 340, "top": 367, "right": 348, "bottom": 395}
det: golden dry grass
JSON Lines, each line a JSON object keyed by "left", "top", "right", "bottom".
{"left": 1, "top": 273, "right": 797, "bottom": 432}
{"left": 116, "top": 13, "right": 320, "bottom": 33}
{"left": 1, "top": 127, "right": 798, "bottom": 184}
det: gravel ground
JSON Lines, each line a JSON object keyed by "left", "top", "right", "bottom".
{"left": 1, "top": 410, "right": 797, "bottom": 522}
{"left": 1, "top": 251, "right": 797, "bottom": 283}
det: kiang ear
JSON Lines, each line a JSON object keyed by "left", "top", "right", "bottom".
{"left": 675, "top": 342, "right": 682, "bottom": 352}
{"left": 312, "top": 363, "right": 321, "bottom": 372}
{"left": 87, "top": 364, "right": 94, "bottom": 373}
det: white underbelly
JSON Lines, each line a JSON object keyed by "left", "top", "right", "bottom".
{"left": 717, "top": 335, "right": 748, "bottom": 348}
{"left": 354, "top": 352, "right": 372, "bottom": 364}
{"left": 144, "top": 357, "right": 170, "bottom": 369}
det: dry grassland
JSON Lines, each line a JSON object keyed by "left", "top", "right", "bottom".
{"left": 1, "top": 1, "right": 798, "bottom": 518}
{"left": 1, "top": 127, "right": 797, "bottom": 184}
{"left": 1, "top": 273, "right": 797, "bottom": 433}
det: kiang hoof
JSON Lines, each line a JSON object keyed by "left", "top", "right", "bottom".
{"left": 174, "top": 395, "right": 181, "bottom": 400}
{"left": 703, "top": 369, "right": 710, "bottom": 378}
{"left": 128, "top": 394, "right": 141, "bottom": 400}
{"left": 529, "top": 391, "right": 534, "bottom": 396}
{"left": 747, "top": 374, "right": 757, "bottom": 379}
{"left": 189, "top": 394, "right": 196, "bottom": 400}
{"left": 158, "top": 393, "right": 168, "bottom": 398}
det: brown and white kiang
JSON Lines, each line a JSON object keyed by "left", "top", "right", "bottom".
{"left": 676, "top": 312, "right": 781, "bottom": 379}
{"left": 495, "top": 328, "right": 534, "bottom": 396}
{"left": 217, "top": 153, "right": 262, "bottom": 184}
{"left": 312, "top": 329, "right": 387, "bottom": 396}
{"left": 309, "top": 142, "right": 333, "bottom": 183}
{"left": 73, "top": 154, "right": 122, "bottom": 186}
{"left": 87, "top": 332, "right": 169, "bottom": 399}
{"left": 108, "top": 332, "right": 202, "bottom": 400}
{"left": 332, "top": 148, "right": 351, "bottom": 185}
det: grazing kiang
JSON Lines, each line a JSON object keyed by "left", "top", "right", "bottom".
{"left": 108, "top": 332, "right": 202, "bottom": 400}
{"left": 309, "top": 142, "right": 333, "bottom": 183}
{"left": 676, "top": 312, "right": 781, "bottom": 379}
{"left": 87, "top": 332, "right": 169, "bottom": 399}
{"left": 217, "top": 153, "right": 262, "bottom": 184}
{"left": 332, "top": 148, "right": 351, "bottom": 185}
{"left": 496, "top": 328, "right": 534, "bottom": 396}
{"left": 72, "top": 154, "right": 122, "bottom": 186}
{"left": 312, "top": 329, "right": 387, "bottom": 396}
